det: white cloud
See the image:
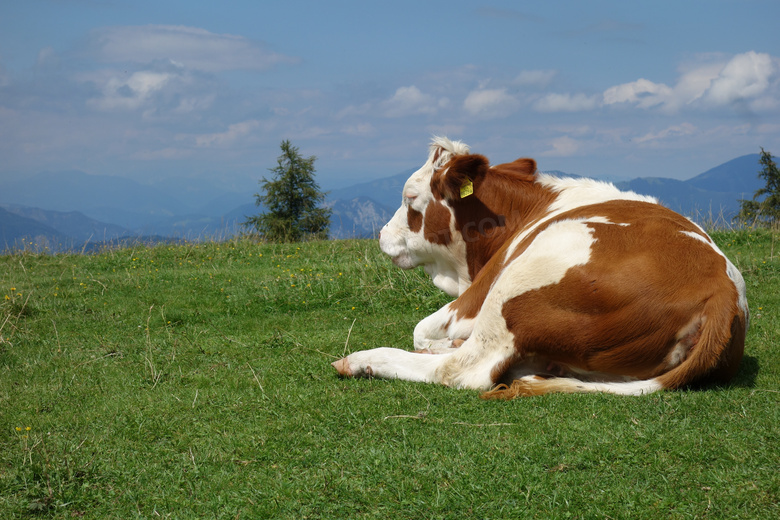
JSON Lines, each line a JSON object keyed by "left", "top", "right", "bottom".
{"left": 194, "top": 120, "right": 260, "bottom": 147}
{"left": 463, "top": 88, "right": 519, "bottom": 117}
{"left": 703, "top": 51, "right": 775, "bottom": 106}
{"left": 534, "top": 93, "right": 599, "bottom": 112}
{"left": 669, "top": 63, "right": 723, "bottom": 108}
{"left": 89, "top": 25, "right": 298, "bottom": 72}
{"left": 603, "top": 51, "right": 779, "bottom": 113}
{"left": 603, "top": 78, "right": 672, "bottom": 109}
{"left": 82, "top": 60, "right": 218, "bottom": 116}
{"left": 86, "top": 70, "right": 173, "bottom": 111}
{"left": 380, "top": 86, "right": 441, "bottom": 117}
{"left": 635, "top": 123, "right": 697, "bottom": 144}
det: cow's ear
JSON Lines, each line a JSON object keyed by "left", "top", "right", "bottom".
{"left": 496, "top": 158, "right": 537, "bottom": 182}
{"left": 432, "top": 154, "right": 489, "bottom": 202}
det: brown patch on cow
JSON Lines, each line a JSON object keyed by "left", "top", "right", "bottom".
{"left": 423, "top": 201, "right": 452, "bottom": 245}
{"left": 407, "top": 207, "right": 423, "bottom": 233}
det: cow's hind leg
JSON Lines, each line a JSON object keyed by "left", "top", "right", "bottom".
{"left": 413, "top": 302, "right": 474, "bottom": 352}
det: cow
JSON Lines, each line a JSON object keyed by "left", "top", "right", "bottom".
{"left": 331, "top": 137, "right": 748, "bottom": 398}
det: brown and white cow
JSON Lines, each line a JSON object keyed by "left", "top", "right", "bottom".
{"left": 332, "top": 137, "right": 748, "bottom": 398}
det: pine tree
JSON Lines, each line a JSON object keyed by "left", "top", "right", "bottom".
{"left": 736, "top": 148, "right": 780, "bottom": 227}
{"left": 244, "top": 140, "right": 331, "bottom": 242}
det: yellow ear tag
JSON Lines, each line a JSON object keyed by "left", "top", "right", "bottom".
{"left": 460, "top": 179, "right": 474, "bottom": 198}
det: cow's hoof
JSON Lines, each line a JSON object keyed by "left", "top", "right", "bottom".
{"left": 332, "top": 358, "right": 353, "bottom": 377}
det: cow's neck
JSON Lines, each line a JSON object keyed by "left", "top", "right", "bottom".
{"left": 424, "top": 242, "right": 471, "bottom": 297}
{"left": 456, "top": 181, "right": 557, "bottom": 282}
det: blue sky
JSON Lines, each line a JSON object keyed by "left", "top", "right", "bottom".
{"left": 1, "top": 0, "right": 779, "bottom": 193}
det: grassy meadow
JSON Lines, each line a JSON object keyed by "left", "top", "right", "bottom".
{"left": 1, "top": 230, "right": 778, "bottom": 518}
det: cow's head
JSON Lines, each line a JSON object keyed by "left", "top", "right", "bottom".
{"left": 380, "top": 137, "right": 540, "bottom": 296}
{"left": 379, "top": 137, "right": 472, "bottom": 295}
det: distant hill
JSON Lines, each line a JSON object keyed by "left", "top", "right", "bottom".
{"left": 686, "top": 154, "right": 764, "bottom": 194}
{"left": 0, "top": 207, "right": 71, "bottom": 252}
{"left": 327, "top": 169, "right": 413, "bottom": 210}
{"left": 0, "top": 153, "right": 768, "bottom": 253}
{"left": 615, "top": 154, "right": 762, "bottom": 224}
{"left": 1, "top": 170, "right": 191, "bottom": 216}
{"left": 1, "top": 204, "right": 131, "bottom": 242}
{"left": 0, "top": 205, "right": 180, "bottom": 253}
{"left": 327, "top": 196, "right": 395, "bottom": 239}
{"left": 0, "top": 170, "right": 256, "bottom": 230}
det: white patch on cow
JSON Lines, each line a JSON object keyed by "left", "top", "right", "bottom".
{"left": 727, "top": 262, "right": 749, "bottom": 320}
{"left": 499, "top": 219, "right": 597, "bottom": 292}
{"left": 413, "top": 304, "right": 457, "bottom": 350}
{"left": 680, "top": 230, "right": 709, "bottom": 244}
{"left": 537, "top": 174, "right": 658, "bottom": 213}
{"left": 581, "top": 216, "right": 630, "bottom": 226}
{"left": 501, "top": 178, "right": 648, "bottom": 265}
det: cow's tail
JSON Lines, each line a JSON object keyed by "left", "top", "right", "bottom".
{"left": 654, "top": 290, "right": 746, "bottom": 391}
{"left": 482, "top": 290, "right": 747, "bottom": 400}
{"left": 480, "top": 376, "right": 664, "bottom": 399}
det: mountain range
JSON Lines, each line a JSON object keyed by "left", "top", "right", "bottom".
{"left": 0, "top": 153, "right": 765, "bottom": 253}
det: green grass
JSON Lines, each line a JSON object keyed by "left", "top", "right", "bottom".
{"left": 1, "top": 231, "right": 778, "bottom": 519}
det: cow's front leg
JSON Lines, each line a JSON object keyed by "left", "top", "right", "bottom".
{"left": 332, "top": 348, "right": 453, "bottom": 383}
{"left": 332, "top": 335, "right": 503, "bottom": 390}
{"left": 413, "top": 303, "right": 474, "bottom": 352}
